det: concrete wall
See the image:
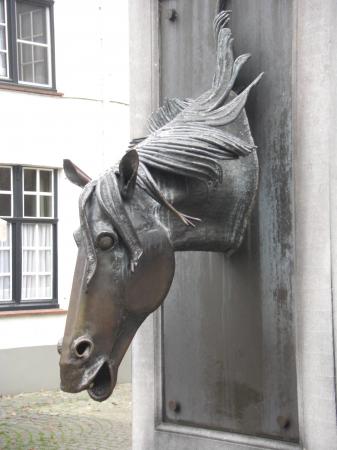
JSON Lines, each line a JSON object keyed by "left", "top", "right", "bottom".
{"left": 0, "top": 345, "right": 131, "bottom": 396}
{"left": 0, "top": 0, "right": 131, "bottom": 393}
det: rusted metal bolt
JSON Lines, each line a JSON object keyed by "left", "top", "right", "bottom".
{"left": 168, "top": 9, "right": 178, "bottom": 22}
{"left": 277, "top": 416, "right": 290, "bottom": 429}
{"left": 168, "top": 400, "right": 181, "bottom": 413}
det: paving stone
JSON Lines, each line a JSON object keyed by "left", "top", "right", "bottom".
{"left": 0, "top": 384, "right": 131, "bottom": 450}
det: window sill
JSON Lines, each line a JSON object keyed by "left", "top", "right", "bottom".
{"left": 0, "top": 309, "right": 67, "bottom": 318}
{"left": 0, "top": 83, "right": 64, "bottom": 97}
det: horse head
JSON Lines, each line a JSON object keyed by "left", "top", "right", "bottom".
{"left": 59, "top": 153, "right": 175, "bottom": 401}
{"left": 59, "top": 11, "right": 262, "bottom": 401}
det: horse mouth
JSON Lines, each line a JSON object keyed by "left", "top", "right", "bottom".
{"left": 87, "top": 361, "right": 117, "bottom": 402}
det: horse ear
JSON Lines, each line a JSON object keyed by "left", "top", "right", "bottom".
{"left": 119, "top": 150, "right": 139, "bottom": 199}
{"left": 63, "top": 159, "right": 92, "bottom": 188}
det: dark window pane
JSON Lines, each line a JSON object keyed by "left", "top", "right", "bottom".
{"left": 32, "top": 9, "right": 47, "bottom": 43}
{"left": 18, "top": 42, "right": 49, "bottom": 85}
{"left": 40, "top": 171, "right": 52, "bottom": 192}
{"left": 24, "top": 169, "right": 36, "bottom": 191}
{"left": 0, "top": 25, "right": 6, "bottom": 50}
{"left": 33, "top": 46, "right": 48, "bottom": 84}
{"left": 22, "top": 62, "right": 33, "bottom": 82}
{"left": 18, "top": 42, "right": 33, "bottom": 82}
{"left": 40, "top": 196, "right": 52, "bottom": 217}
{"left": 24, "top": 195, "right": 37, "bottom": 217}
{"left": 0, "top": 194, "right": 11, "bottom": 216}
{"left": 35, "top": 61, "right": 48, "bottom": 84}
{"left": 0, "top": 1, "right": 5, "bottom": 24}
{"left": 16, "top": 3, "right": 47, "bottom": 44}
{"left": 21, "top": 42, "right": 32, "bottom": 63}
{"left": 0, "top": 51, "right": 6, "bottom": 77}
{"left": 17, "top": 8, "right": 31, "bottom": 40}
{"left": 0, "top": 167, "right": 11, "bottom": 191}
{"left": 33, "top": 45, "right": 45, "bottom": 61}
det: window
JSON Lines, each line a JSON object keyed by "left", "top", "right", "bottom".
{"left": 0, "top": 165, "right": 58, "bottom": 310}
{"left": 0, "top": 0, "right": 55, "bottom": 88}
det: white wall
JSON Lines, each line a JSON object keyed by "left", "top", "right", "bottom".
{"left": 0, "top": 0, "right": 130, "bottom": 354}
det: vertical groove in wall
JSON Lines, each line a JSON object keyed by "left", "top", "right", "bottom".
{"left": 329, "top": 0, "right": 337, "bottom": 427}
{"left": 292, "top": 1, "right": 304, "bottom": 447}
{"left": 330, "top": 229, "right": 337, "bottom": 427}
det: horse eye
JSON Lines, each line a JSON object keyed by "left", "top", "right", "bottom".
{"left": 97, "top": 234, "right": 115, "bottom": 250}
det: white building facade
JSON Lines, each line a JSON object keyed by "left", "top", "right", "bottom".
{"left": 0, "top": 0, "right": 131, "bottom": 394}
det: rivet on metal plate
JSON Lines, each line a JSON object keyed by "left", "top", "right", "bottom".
{"left": 168, "top": 400, "right": 181, "bottom": 413}
{"left": 168, "top": 9, "right": 178, "bottom": 22}
{"left": 277, "top": 416, "right": 290, "bottom": 429}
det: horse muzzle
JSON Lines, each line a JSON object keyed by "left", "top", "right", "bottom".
{"left": 59, "top": 351, "right": 117, "bottom": 402}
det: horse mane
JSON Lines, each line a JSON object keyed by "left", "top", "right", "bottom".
{"left": 131, "top": 11, "right": 262, "bottom": 186}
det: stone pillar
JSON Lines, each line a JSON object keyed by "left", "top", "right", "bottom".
{"left": 294, "top": 1, "right": 337, "bottom": 448}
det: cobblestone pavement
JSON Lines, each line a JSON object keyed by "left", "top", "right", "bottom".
{"left": 0, "top": 384, "right": 132, "bottom": 450}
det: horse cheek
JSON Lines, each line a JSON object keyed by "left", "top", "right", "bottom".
{"left": 124, "top": 250, "right": 175, "bottom": 315}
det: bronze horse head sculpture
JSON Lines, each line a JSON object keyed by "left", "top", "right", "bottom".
{"left": 59, "top": 11, "right": 262, "bottom": 401}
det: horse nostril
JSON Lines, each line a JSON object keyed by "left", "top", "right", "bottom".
{"left": 74, "top": 338, "right": 94, "bottom": 359}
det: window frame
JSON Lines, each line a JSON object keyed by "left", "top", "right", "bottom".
{"left": 0, "top": 0, "right": 10, "bottom": 80}
{"left": 0, "top": 165, "right": 58, "bottom": 311}
{"left": 0, "top": 0, "right": 56, "bottom": 90}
